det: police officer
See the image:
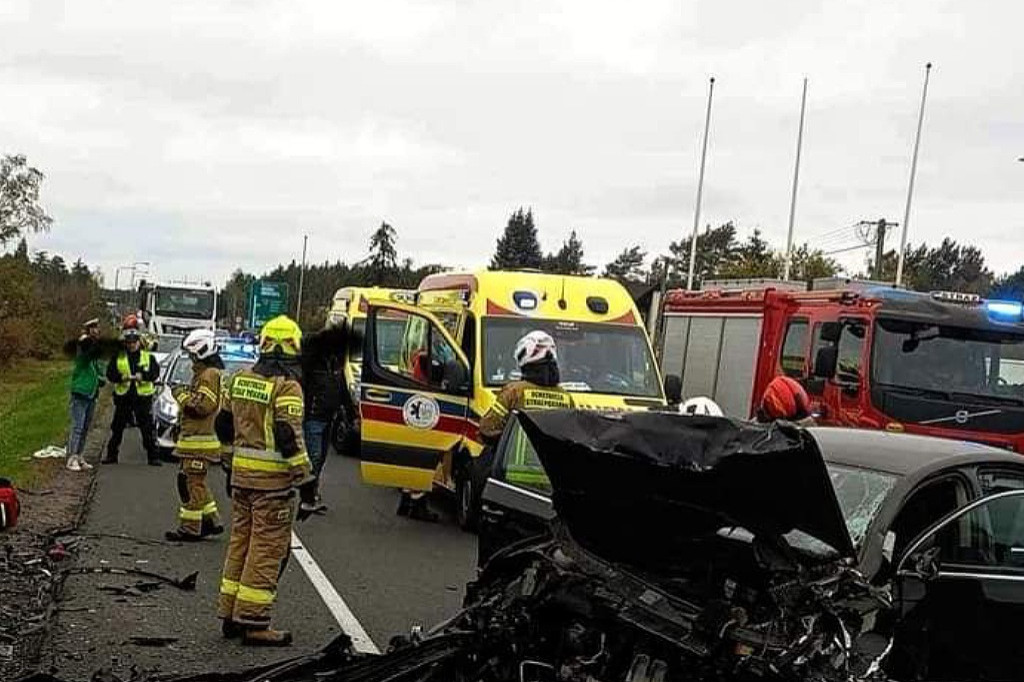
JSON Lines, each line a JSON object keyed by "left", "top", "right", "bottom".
{"left": 165, "top": 329, "right": 225, "bottom": 542}
{"left": 215, "top": 316, "right": 316, "bottom": 646}
{"left": 103, "top": 322, "right": 161, "bottom": 466}
{"left": 479, "top": 330, "right": 573, "bottom": 441}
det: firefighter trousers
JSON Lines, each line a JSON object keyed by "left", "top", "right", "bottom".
{"left": 218, "top": 488, "right": 294, "bottom": 626}
{"left": 175, "top": 457, "right": 220, "bottom": 537}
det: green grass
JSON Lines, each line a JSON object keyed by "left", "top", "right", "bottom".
{"left": 0, "top": 360, "right": 70, "bottom": 485}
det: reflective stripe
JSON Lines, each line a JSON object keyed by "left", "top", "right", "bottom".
{"left": 198, "top": 385, "right": 219, "bottom": 403}
{"left": 237, "top": 584, "right": 276, "bottom": 605}
{"left": 234, "top": 447, "right": 286, "bottom": 461}
{"left": 234, "top": 456, "right": 291, "bottom": 473}
{"left": 179, "top": 507, "right": 203, "bottom": 521}
{"left": 490, "top": 401, "right": 509, "bottom": 416}
{"left": 202, "top": 501, "right": 218, "bottom": 515}
{"left": 221, "top": 578, "right": 239, "bottom": 596}
{"left": 286, "top": 452, "right": 310, "bottom": 468}
{"left": 275, "top": 396, "right": 303, "bottom": 407}
{"left": 176, "top": 435, "right": 221, "bottom": 451}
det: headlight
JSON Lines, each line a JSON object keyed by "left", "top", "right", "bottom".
{"left": 156, "top": 392, "right": 180, "bottom": 423}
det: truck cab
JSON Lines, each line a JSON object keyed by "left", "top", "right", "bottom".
{"left": 137, "top": 280, "right": 217, "bottom": 336}
{"left": 660, "top": 284, "right": 1024, "bottom": 451}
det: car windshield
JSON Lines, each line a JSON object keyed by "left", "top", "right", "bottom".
{"left": 826, "top": 463, "right": 898, "bottom": 548}
{"left": 154, "top": 288, "right": 215, "bottom": 320}
{"left": 169, "top": 354, "right": 255, "bottom": 385}
{"left": 872, "top": 318, "right": 1024, "bottom": 402}
{"left": 482, "top": 318, "right": 661, "bottom": 397}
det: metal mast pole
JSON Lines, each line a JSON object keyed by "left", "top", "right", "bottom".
{"left": 896, "top": 63, "right": 932, "bottom": 287}
{"left": 783, "top": 78, "right": 808, "bottom": 281}
{"left": 296, "top": 234, "right": 308, "bottom": 320}
{"left": 686, "top": 77, "right": 715, "bottom": 291}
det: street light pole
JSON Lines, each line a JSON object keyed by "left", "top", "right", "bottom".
{"left": 687, "top": 77, "right": 715, "bottom": 291}
{"left": 296, "top": 234, "right": 308, "bottom": 321}
{"left": 783, "top": 78, "right": 808, "bottom": 281}
{"left": 896, "top": 63, "right": 933, "bottom": 287}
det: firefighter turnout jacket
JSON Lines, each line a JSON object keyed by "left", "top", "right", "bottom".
{"left": 173, "top": 364, "right": 223, "bottom": 460}
{"left": 220, "top": 368, "right": 313, "bottom": 491}
{"left": 479, "top": 380, "right": 573, "bottom": 442}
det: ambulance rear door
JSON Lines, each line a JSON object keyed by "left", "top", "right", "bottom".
{"left": 358, "top": 301, "right": 472, "bottom": 491}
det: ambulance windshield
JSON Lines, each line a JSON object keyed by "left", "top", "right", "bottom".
{"left": 482, "top": 318, "right": 661, "bottom": 397}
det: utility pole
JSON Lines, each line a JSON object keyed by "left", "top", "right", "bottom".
{"left": 783, "top": 77, "right": 809, "bottom": 281}
{"left": 296, "top": 234, "right": 308, "bottom": 321}
{"left": 687, "top": 77, "right": 715, "bottom": 291}
{"left": 856, "top": 219, "right": 898, "bottom": 280}
{"left": 896, "top": 63, "right": 933, "bottom": 287}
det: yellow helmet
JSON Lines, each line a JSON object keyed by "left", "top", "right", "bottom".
{"left": 259, "top": 315, "right": 302, "bottom": 357}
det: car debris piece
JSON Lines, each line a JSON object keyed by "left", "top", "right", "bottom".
{"left": 70, "top": 567, "right": 198, "bottom": 591}
{"left": 128, "top": 635, "right": 179, "bottom": 647}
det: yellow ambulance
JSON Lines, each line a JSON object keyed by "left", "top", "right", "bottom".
{"left": 325, "top": 286, "right": 415, "bottom": 455}
{"left": 357, "top": 270, "right": 666, "bottom": 527}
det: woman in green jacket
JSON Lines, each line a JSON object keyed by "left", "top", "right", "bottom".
{"left": 65, "top": 319, "right": 106, "bottom": 472}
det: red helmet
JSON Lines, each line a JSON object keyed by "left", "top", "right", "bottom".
{"left": 759, "top": 376, "right": 811, "bottom": 422}
{"left": 122, "top": 313, "right": 139, "bottom": 330}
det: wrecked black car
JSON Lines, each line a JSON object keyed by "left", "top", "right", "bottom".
{"left": 39, "top": 412, "right": 1024, "bottom": 682}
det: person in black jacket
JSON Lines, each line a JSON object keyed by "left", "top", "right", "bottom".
{"left": 300, "top": 326, "right": 348, "bottom": 512}
{"left": 104, "top": 325, "right": 162, "bottom": 466}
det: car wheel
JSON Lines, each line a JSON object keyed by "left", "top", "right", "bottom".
{"left": 455, "top": 465, "right": 478, "bottom": 532}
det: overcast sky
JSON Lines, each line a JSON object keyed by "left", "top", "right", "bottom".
{"left": 3, "top": 0, "right": 1022, "bottom": 287}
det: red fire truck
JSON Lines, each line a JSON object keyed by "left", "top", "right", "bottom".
{"left": 658, "top": 282, "right": 1024, "bottom": 450}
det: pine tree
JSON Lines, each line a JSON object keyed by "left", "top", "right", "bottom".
{"left": 490, "top": 208, "right": 543, "bottom": 270}
{"left": 366, "top": 221, "right": 399, "bottom": 282}
{"left": 542, "top": 230, "right": 594, "bottom": 275}
{"left": 603, "top": 245, "right": 648, "bottom": 282}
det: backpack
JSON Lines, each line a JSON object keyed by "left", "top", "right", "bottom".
{"left": 0, "top": 478, "right": 20, "bottom": 530}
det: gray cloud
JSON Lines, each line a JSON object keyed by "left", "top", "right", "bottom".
{"left": 2, "top": 0, "right": 1022, "bottom": 286}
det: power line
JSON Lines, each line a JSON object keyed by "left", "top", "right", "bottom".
{"left": 822, "top": 243, "right": 872, "bottom": 256}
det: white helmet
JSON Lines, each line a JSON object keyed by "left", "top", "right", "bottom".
{"left": 182, "top": 329, "right": 219, "bottom": 360}
{"left": 514, "top": 331, "right": 557, "bottom": 369}
{"left": 680, "top": 396, "right": 724, "bottom": 417}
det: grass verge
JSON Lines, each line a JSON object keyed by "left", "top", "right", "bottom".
{"left": 0, "top": 360, "right": 69, "bottom": 486}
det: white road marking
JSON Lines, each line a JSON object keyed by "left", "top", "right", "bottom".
{"left": 290, "top": 530, "right": 381, "bottom": 654}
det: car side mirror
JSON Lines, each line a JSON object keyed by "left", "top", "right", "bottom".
{"left": 442, "top": 360, "right": 470, "bottom": 394}
{"left": 813, "top": 346, "right": 838, "bottom": 379}
{"left": 663, "top": 374, "right": 682, "bottom": 405}
{"left": 819, "top": 321, "right": 842, "bottom": 344}
{"left": 904, "top": 545, "right": 941, "bottom": 581}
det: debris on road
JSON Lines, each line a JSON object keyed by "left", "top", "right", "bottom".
{"left": 128, "top": 635, "right": 179, "bottom": 647}
{"left": 70, "top": 567, "right": 199, "bottom": 591}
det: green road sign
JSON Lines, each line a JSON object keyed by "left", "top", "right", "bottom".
{"left": 248, "top": 280, "right": 289, "bottom": 329}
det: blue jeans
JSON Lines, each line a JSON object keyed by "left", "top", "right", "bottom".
{"left": 303, "top": 419, "right": 329, "bottom": 480}
{"left": 68, "top": 394, "right": 97, "bottom": 456}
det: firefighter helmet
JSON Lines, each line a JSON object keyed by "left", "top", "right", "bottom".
{"left": 182, "top": 329, "right": 219, "bottom": 360}
{"left": 514, "top": 331, "right": 557, "bottom": 368}
{"left": 680, "top": 396, "right": 724, "bottom": 417}
{"left": 759, "top": 376, "right": 811, "bottom": 422}
{"left": 259, "top": 315, "right": 302, "bottom": 357}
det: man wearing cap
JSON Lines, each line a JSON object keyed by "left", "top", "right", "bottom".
{"left": 104, "top": 321, "right": 162, "bottom": 466}
{"left": 65, "top": 318, "right": 107, "bottom": 472}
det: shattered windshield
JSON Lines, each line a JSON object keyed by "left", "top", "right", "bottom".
{"left": 826, "top": 464, "right": 898, "bottom": 547}
{"left": 872, "top": 318, "right": 1024, "bottom": 402}
{"left": 482, "top": 318, "right": 661, "bottom": 397}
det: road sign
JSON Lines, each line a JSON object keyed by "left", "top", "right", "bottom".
{"left": 248, "top": 280, "right": 289, "bottom": 329}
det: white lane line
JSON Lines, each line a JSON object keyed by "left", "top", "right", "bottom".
{"left": 290, "top": 530, "right": 381, "bottom": 654}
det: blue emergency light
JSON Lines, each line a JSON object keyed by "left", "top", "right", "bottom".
{"left": 984, "top": 300, "right": 1024, "bottom": 323}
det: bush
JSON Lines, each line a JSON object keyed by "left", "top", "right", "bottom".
{"left": 0, "top": 317, "right": 35, "bottom": 365}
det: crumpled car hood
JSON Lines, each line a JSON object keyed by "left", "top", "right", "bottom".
{"left": 518, "top": 410, "right": 856, "bottom": 566}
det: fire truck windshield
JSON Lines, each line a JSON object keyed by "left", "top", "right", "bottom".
{"left": 482, "top": 318, "right": 661, "bottom": 398}
{"left": 153, "top": 288, "right": 215, "bottom": 320}
{"left": 872, "top": 318, "right": 1024, "bottom": 403}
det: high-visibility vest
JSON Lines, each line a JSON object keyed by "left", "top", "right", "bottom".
{"left": 113, "top": 351, "right": 155, "bottom": 396}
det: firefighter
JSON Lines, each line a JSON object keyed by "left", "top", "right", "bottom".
{"left": 165, "top": 329, "right": 225, "bottom": 542}
{"left": 478, "top": 331, "right": 573, "bottom": 441}
{"left": 756, "top": 375, "right": 816, "bottom": 426}
{"left": 678, "top": 396, "right": 724, "bottom": 417}
{"left": 215, "top": 315, "right": 316, "bottom": 646}
{"left": 103, "top": 322, "right": 161, "bottom": 466}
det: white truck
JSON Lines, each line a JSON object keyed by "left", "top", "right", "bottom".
{"left": 137, "top": 279, "right": 218, "bottom": 341}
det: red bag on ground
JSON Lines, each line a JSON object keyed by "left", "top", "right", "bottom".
{"left": 0, "top": 478, "right": 20, "bottom": 530}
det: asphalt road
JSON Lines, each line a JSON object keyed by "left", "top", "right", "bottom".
{"left": 47, "top": 429, "right": 477, "bottom": 680}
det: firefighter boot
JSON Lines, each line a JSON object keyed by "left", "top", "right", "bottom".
{"left": 242, "top": 626, "right": 293, "bottom": 647}
{"left": 408, "top": 496, "right": 439, "bottom": 523}
{"left": 221, "top": 619, "right": 243, "bottom": 639}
